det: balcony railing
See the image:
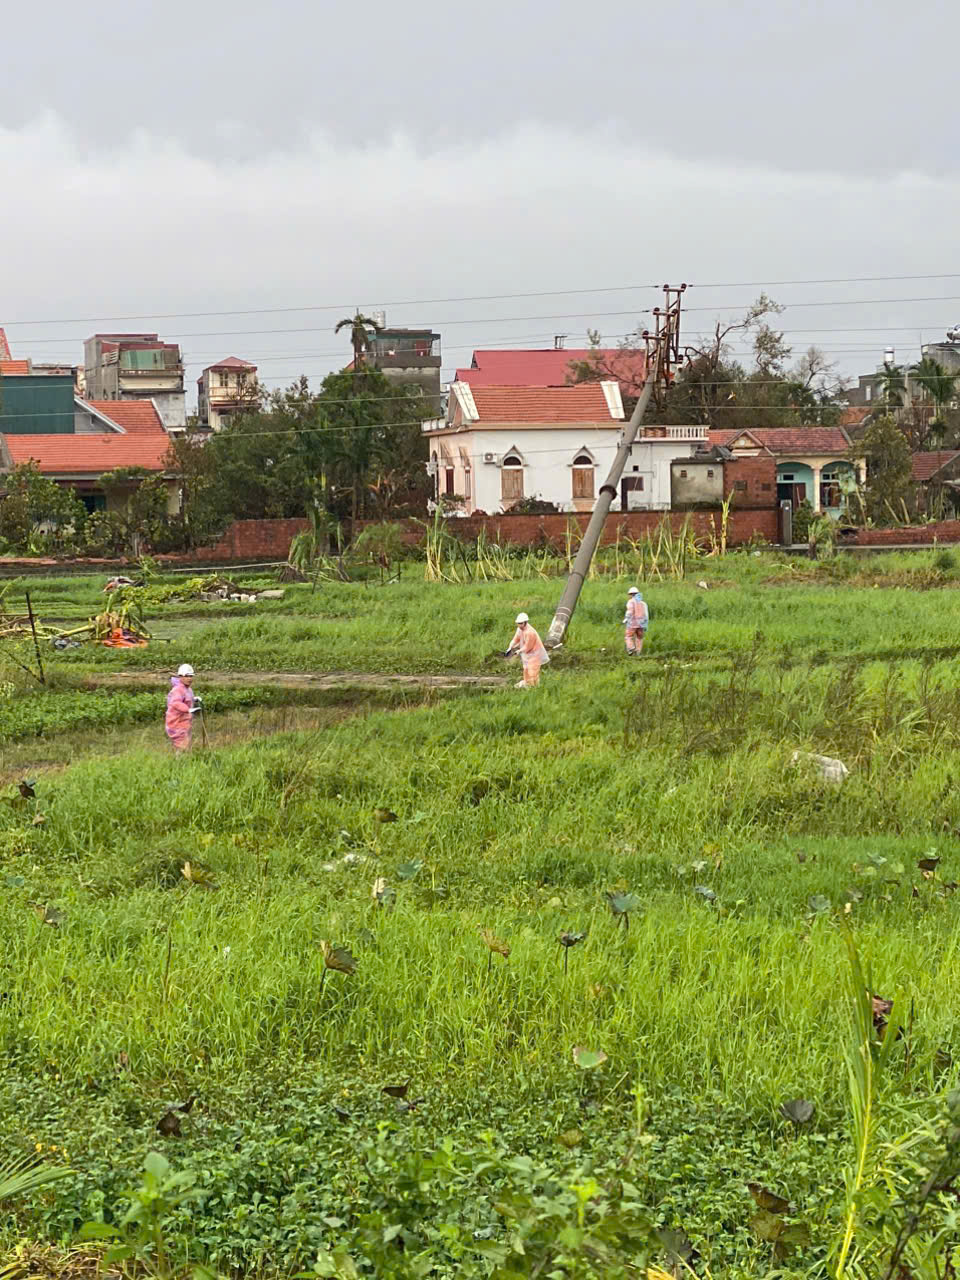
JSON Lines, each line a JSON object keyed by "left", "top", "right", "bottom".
{"left": 638, "top": 425, "right": 707, "bottom": 440}
{"left": 369, "top": 338, "right": 440, "bottom": 358}
{"left": 207, "top": 385, "right": 254, "bottom": 401}
{"left": 422, "top": 417, "right": 446, "bottom": 433}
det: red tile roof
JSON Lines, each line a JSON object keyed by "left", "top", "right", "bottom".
{"left": 0, "top": 360, "right": 30, "bottom": 375}
{"left": 709, "top": 427, "right": 851, "bottom": 454}
{"left": 840, "top": 406, "right": 873, "bottom": 428}
{"left": 205, "top": 356, "right": 257, "bottom": 371}
{"left": 467, "top": 383, "right": 621, "bottom": 423}
{"left": 3, "top": 399, "right": 172, "bottom": 475}
{"left": 4, "top": 432, "right": 172, "bottom": 473}
{"left": 85, "top": 399, "right": 166, "bottom": 435}
{"left": 0, "top": 329, "right": 10, "bottom": 361}
{"left": 912, "top": 450, "right": 960, "bottom": 482}
{"left": 458, "top": 348, "right": 647, "bottom": 389}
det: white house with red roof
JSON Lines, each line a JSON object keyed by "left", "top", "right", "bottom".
{"left": 197, "top": 357, "right": 259, "bottom": 431}
{"left": 422, "top": 381, "right": 706, "bottom": 514}
{"left": 709, "top": 427, "right": 865, "bottom": 515}
{"left": 0, "top": 398, "right": 178, "bottom": 514}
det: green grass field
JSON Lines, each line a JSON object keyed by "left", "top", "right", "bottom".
{"left": 1, "top": 552, "right": 959, "bottom": 1278}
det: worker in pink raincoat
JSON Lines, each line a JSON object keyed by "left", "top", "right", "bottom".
{"left": 623, "top": 586, "right": 649, "bottom": 656}
{"left": 505, "top": 612, "right": 550, "bottom": 688}
{"left": 165, "top": 663, "right": 199, "bottom": 751}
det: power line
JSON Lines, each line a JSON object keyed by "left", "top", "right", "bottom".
{"left": 689, "top": 273, "right": 960, "bottom": 289}
{"left": 0, "top": 414, "right": 428, "bottom": 435}
{"left": 682, "top": 294, "right": 960, "bottom": 313}
{"left": 8, "top": 311, "right": 650, "bottom": 345}
{"left": 2, "top": 287, "right": 663, "bottom": 327}
{"left": 10, "top": 294, "right": 960, "bottom": 348}
{"left": 0, "top": 392, "right": 862, "bottom": 433}
{"left": 6, "top": 272, "right": 960, "bottom": 327}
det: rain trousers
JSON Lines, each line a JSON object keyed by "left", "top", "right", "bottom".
{"left": 509, "top": 624, "right": 550, "bottom": 686}
{"left": 165, "top": 676, "right": 195, "bottom": 751}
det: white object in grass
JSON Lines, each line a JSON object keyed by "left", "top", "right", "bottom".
{"left": 790, "top": 751, "right": 849, "bottom": 783}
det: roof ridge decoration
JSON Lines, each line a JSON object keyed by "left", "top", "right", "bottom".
{"left": 599, "top": 380, "right": 625, "bottom": 420}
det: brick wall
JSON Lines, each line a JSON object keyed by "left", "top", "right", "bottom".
{"left": 189, "top": 513, "right": 960, "bottom": 559}
{"left": 852, "top": 520, "right": 960, "bottom": 545}
{"left": 723, "top": 455, "right": 777, "bottom": 509}
{"left": 180, "top": 518, "right": 309, "bottom": 563}
{"left": 401, "top": 509, "right": 779, "bottom": 548}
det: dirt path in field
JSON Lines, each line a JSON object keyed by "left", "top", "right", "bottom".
{"left": 84, "top": 670, "right": 509, "bottom": 691}
{"left": 0, "top": 697, "right": 425, "bottom": 786}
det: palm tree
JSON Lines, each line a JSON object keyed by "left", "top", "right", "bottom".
{"left": 909, "top": 355, "right": 958, "bottom": 426}
{"left": 334, "top": 312, "right": 383, "bottom": 369}
{"left": 877, "top": 363, "right": 907, "bottom": 411}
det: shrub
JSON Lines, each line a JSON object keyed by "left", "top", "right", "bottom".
{"left": 351, "top": 521, "right": 408, "bottom": 571}
{"left": 505, "top": 497, "right": 560, "bottom": 515}
{"left": 792, "top": 500, "right": 815, "bottom": 542}
{"left": 81, "top": 511, "right": 128, "bottom": 557}
{"left": 0, "top": 463, "right": 87, "bottom": 555}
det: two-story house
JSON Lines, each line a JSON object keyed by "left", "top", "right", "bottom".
{"left": 197, "top": 358, "right": 259, "bottom": 431}
{"left": 422, "top": 381, "right": 706, "bottom": 514}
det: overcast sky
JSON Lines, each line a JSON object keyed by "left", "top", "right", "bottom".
{"left": 2, "top": 0, "right": 959, "bottom": 404}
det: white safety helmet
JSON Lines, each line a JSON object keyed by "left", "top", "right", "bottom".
{"left": 515, "top": 612, "right": 529, "bottom": 624}
{"left": 627, "top": 586, "right": 639, "bottom": 595}
{"left": 177, "top": 663, "right": 195, "bottom": 677}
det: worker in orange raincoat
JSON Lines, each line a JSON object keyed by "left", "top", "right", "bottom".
{"left": 165, "top": 663, "right": 201, "bottom": 751}
{"left": 504, "top": 612, "right": 550, "bottom": 688}
{"left": 623, "top": 586, "right": 649, "bottom": 656}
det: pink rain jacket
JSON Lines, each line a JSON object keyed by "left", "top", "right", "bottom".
{"left": 510, "top": 625, "right": 550, "bottom": 666}
{"left": 165, "top": 676, "right": 194, "bottom": 750}
{"left": 625, "top": 597, "right": 649, "bottom": 631}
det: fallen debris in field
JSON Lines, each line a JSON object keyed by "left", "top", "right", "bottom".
{"left": 40, "top": 574, "right": 285, "bottom": 653}
{"left": 156, "top": 1094, "right": 198, "bottom": 1138}
{"left": 197, "top": 578, "right": 282, "bottom": 604}
{"left": 790, "top": 750, "right": 849, "bottom": 783}
{"left": 0, "top": 581, "right": 61, "bottom": 647}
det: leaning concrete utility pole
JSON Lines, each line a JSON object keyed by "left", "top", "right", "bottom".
{"left": 545, "top": 284, "right": 686, "bottom": 648}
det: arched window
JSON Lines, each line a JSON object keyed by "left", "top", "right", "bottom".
{"left": 572, "top": 451, "right": 596, "bottom": 501}
{"left": 501, "top": 452, "right": 524, "bottom": 502}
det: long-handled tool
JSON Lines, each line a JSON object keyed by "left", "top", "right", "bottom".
{"left": 192, "top": 696, "right": 210, "bottom": 748}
